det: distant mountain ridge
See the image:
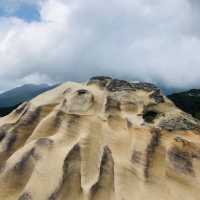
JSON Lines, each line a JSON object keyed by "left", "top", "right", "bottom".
{"left": 168, "top": 89, "right": 200, "bottom": 120}
{"left": 0, "top": 104, "right": 21, "bottom": 117}
{"left": 0, "top": 83, "right": 200, "bottom": 120}
{"left": 0, "top": 84, "right": 59, "bottom": 117}
{"left": 0, "top": 84, "right": 58, "bottom": 108}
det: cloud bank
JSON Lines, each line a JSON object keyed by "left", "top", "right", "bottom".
{"left": 0, "top": 0, "right": 200, "bottom": 92}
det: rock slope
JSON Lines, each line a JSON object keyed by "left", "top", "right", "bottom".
{"left": 0, "top": 77, "right": 200, "bottom": 200}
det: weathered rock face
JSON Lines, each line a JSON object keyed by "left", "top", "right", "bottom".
{"left": 0, "top": 77, "right": 200, "bottom": 200}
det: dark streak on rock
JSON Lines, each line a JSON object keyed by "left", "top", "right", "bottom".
{"left": 63, "top": 144, "right": 81, "bottom": 180}
{"left": 15, "top": 102, "right": 29, "bottom": 115}
{"left": 0, "top": 130, "right": 6, "bottom": 142}
{"left": 105, "top": 96, "right": 121, "bottom": 112}
{"left": 144, "top": 129, "right": 161, "bottom": 178}
{"left": 91, "top": 146, "right": 115, "bottom": 196}
{"left": 127, "top": 119, "right": 132, "bottom": 128}
{"left": 18, "top": 192, "right": 32, "bottom": 200}
{"left": 49, "top": 191, "right": 59, "bottom": 200}
{"left": 13, "top": 148, "right": 35, "bottom": 173}
{"left": 6, "top": 134, "right": 17, "bottom": 152}
{"left": 61, "top": 98, "right": 67, "bottom": 107}
{"left": 48, "top": 144, "right": 81, "bottom": 200}
{"left": 168, "top": 147, "right": 194, "bottom": 175}
{"left": 19, "top": 107, "right": 42, "bottom": 126}
{"left": 54, "top": 111, "right": 65, "bottom": 128}
{"left": 67, "top": 114, "right": 80, "bottom": 129}
{"left": 131, "top": 151, "right": 144, "bottom": 165}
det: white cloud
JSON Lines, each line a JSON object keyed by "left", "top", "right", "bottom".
{"left": 0, "top": 0, "right": 200, "bottom": 92}
{"left": 19, "top": 72, "right": 54, "bottom": 85}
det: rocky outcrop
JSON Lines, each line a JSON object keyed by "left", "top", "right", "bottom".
{"left": 0, "top": 77, "right": 200, "bottom": 200}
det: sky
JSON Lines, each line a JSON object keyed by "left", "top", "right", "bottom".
{"left": 0, "top": 0, "right": 200, "bottom": 93}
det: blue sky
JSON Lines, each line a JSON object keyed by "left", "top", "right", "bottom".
{"left": 0, "top": 2, "right": 40, "bottom": 22}
{"left": 13, "top": 3, "right": 40, "bottom": 22}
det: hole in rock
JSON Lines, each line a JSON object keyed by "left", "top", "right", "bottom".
{"left": 77, "top": 89, "right": 88, "bottom": 95}
{"left": 143, "top": 111, "right": 158, "bottom": 123}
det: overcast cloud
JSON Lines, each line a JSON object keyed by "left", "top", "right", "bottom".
{"left": 0, "top": 0, "right": 200, "bottom": 92}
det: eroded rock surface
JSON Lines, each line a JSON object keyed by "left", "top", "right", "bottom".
{"left": 0, "top": 77, "right": 200, "bottom": 200}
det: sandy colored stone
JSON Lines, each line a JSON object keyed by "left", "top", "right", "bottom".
{"left": 0, "top": 77, "right": 200, "bottom": 200}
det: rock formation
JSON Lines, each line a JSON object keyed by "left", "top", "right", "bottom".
{"left": 0, "top": 77, "right": 200, "bottom": 200}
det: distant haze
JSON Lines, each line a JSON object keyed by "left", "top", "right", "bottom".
{"left": 0, "top": 0, "right": 200, "bottom": 92}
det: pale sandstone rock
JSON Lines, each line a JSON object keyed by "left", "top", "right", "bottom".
{"left": 0, "top": 77, "right": 200, "bottom": 200}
